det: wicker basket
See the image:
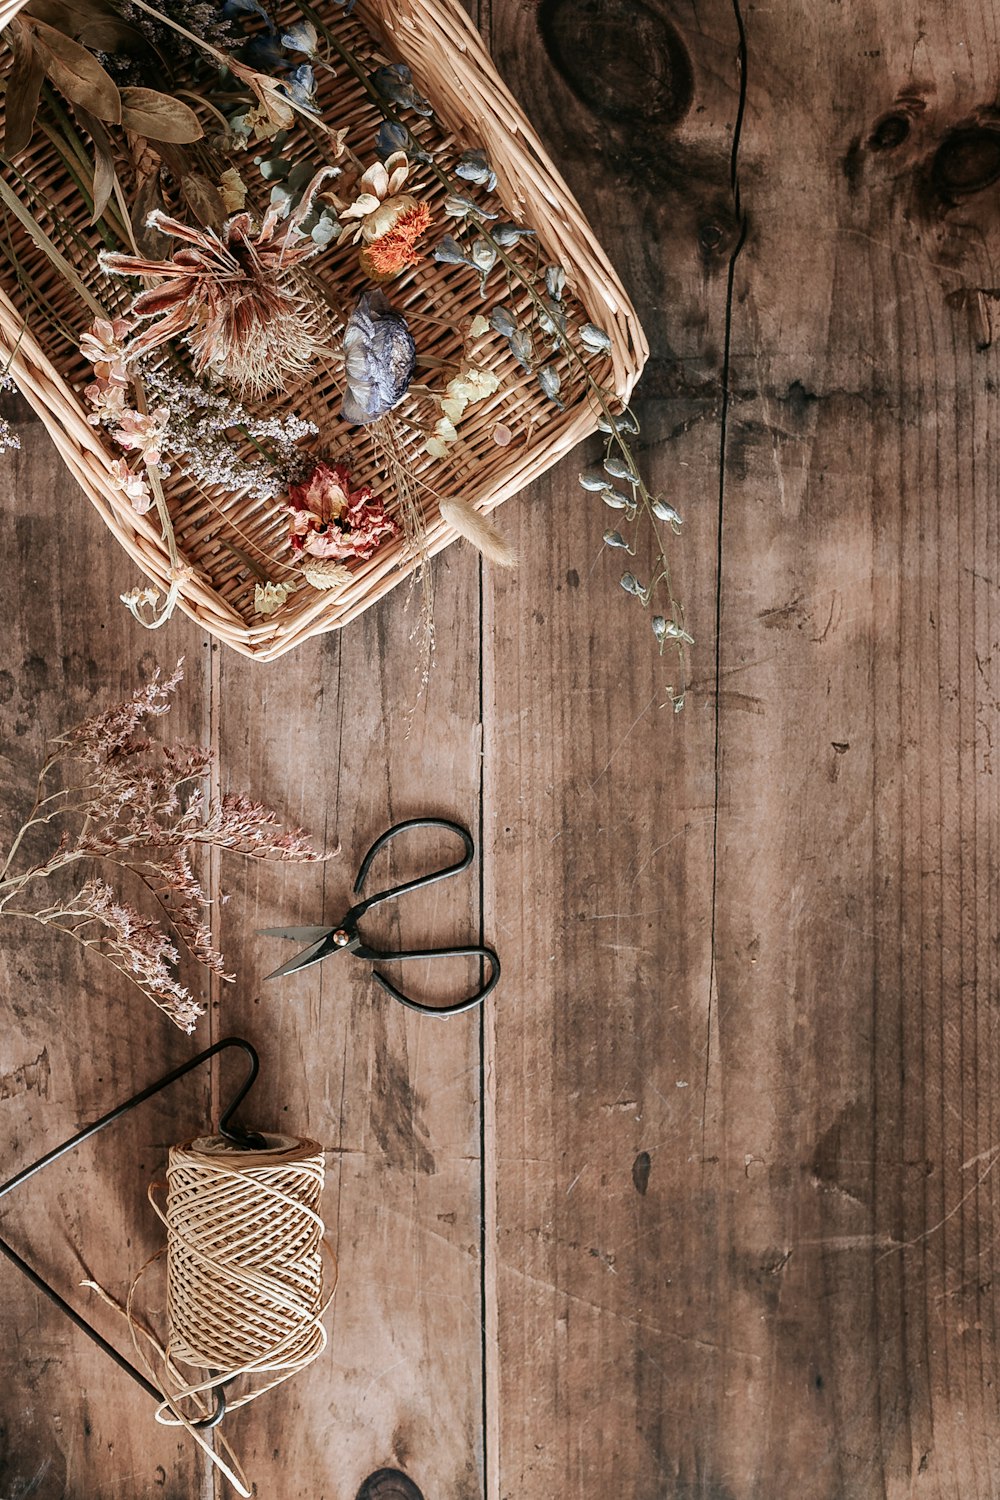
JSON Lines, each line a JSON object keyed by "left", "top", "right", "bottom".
{"left": 0, "top": 0, "right": 648, "bottom": 658}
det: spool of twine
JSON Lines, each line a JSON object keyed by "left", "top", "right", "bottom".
{"left": 164, "top": 1133, "right": 328, "bottom": 1381}
{"left": 102, "top": 1133, "right": 337, "bottom": 1496}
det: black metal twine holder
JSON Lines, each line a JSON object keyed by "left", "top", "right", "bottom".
{"left": 0, "top": 1036, "right": 266, "bottom": 1428}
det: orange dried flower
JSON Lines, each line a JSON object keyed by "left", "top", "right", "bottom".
{"left": 360, "top": 202, "right": 433, "bottom": 279}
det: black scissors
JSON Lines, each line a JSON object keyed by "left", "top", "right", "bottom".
{"left": 259, "top": 817, "right": 500, "bottom": 1016}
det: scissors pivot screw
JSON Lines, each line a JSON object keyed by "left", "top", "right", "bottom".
{"left": 333, "top": 929, "right": 351, "bottom": 948}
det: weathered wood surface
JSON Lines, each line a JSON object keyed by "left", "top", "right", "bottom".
{"left": 483, "top": 0, "right": 1000, "bottom": 1497}
{"left": 3, "top": 0, "right": 1000, "bottom": 1497}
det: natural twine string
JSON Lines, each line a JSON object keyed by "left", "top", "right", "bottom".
{"left": 86, "top": 1133, "right": 337, "bottom": 1497}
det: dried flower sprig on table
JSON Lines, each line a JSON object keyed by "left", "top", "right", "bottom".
{"left": 0, "top": 662, "right": 325, "bottom": 1031}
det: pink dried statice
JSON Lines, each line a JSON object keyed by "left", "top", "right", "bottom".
{"left": 0, "top": 662, "right": 325, "bottom": 1031}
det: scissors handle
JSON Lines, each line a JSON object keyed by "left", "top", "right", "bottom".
{"left": 357, "top": 941, "right": 501, "bottom": 1016}
{"left": 351, "top": 817, "right": 474, "bottom": 920}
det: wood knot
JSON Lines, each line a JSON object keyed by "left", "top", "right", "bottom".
{"left": 537, "top": 0, "right": 694, "bottom": 128}
{"left": 356, "top": 1471, "right": 424, "bottom": 1500}
{"left": 932, "top": 125, "right": 1000, "bottom": 197}
{"left": 867, "top": 112, "right": 910, "bottom": 151}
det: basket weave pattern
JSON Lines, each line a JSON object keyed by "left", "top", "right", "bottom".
{"left": 0, "top": 0, "right": 648, "bottom": 657}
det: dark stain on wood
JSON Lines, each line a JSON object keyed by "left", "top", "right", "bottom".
{"left": 631, "top": 1149, "right": 651, "bottom": 1195}
{"left": 868, "top": 111, "right": 911, "bottom": 151}
{"left": 931, "top": 122, "right": 1000, "bottom": 197}
{"left": 369, "top": 1012, "right": 435, "bottom": 1175}
{"left": 536, "top": 0, "right": 693, "bottom": 129}
{"left": 0, "top": 1046, "right": 50, "bottom": 1101}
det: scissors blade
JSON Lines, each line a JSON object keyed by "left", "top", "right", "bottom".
{"left": 263, "top": 936, "right": 335, "bottom": 981}
{"left": 257, "top": 925, "right": 335, "bottom": 943}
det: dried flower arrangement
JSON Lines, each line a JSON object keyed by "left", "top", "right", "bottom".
{"left": 0, "top": 662, "right": 323, "bottom": 1030}
{"left": 0, "top": 0, "right": 685, "bottom": 689}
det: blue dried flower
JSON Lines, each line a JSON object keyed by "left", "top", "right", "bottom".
{"left": 280, "top": 19, "right": 317, "bottom": 53}
{"left": 456, "top": 149, "right": 497, "bottom": 192}
{"left": 341, "top": 291, "right": 416, "bottom": 425}
{"left": 372, "top": 62, "right": 432, "bottom": 116}
{"left": 284, "top": 62, "right": 318, "bottom": 110}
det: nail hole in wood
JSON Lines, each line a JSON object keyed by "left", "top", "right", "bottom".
{"left": 537, "top": 0, "right": 694, "bottom": 129}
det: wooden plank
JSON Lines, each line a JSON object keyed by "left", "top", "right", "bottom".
{"left": 481, "top": 1, "right": 736, "bottom": 1494}
{"left": 211, "top": 543, "right": 486, "bottom": 1498}
{"left": 0, "top": 398, "right": 212, "bottom": 1498}
{"left": 487, "top": 0, "right": 1000, "bottom": 1495}
{"left": 705, "top": 4, "right": 1000, "bottom": 1493}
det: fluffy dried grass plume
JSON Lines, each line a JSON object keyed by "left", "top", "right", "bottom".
{"left": 0, "top": 660, "right": 329, "bottom": 1030}
{"left": 439, "top": 497, "right": 516, "bottom": 568}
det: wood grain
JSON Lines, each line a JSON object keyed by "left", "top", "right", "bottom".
{"left": 483, "top": 0, "right": 1000, "bottom": 1496}
{"left": 208, "top": 542, "right": 486, "bottom": 1499}
{"left": 0, "top": 398, "right": 212, "bottom": 1500}
{"left": 6, "top": 0, "right": 1000, "bottom": 1496}
{"left": 481, "top": 1, "right": 735, "bottom": 1494}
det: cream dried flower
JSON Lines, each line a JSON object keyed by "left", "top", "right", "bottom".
{"left": 342, "top": 153, "right": 432, "bottom": 280}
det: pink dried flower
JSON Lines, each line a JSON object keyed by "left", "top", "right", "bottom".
{"left": 99, "top": 176, "right": 338, "bottom": 400}
{"left": 108, "top": 458, "right": 154, "bottom": 514}
{"left": 0, "top": 662, "right": 327, "bottom": 1029}
{"left": 79, "top": 317, "right": 132, "bottom": 381}
{"left": 287, "top": 461, "right": 399, "bottom": 564}
{"left": 68, "top": 878, "right": 204, "bottom": 1032}
{"left": 114, "top": 407, "right": 170, "bottom": 466}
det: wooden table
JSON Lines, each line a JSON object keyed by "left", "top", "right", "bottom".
{"left": 3, "top": 0, "right": 999, "bottom": 1494}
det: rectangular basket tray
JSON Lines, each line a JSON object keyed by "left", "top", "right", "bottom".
{"left": 0, "top": 0, "right": 648, "bottom": 658}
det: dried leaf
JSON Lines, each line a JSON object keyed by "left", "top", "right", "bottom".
{"left": 75, "top": 107, "right": 117, "bottom": 223}
{"left": 4, "top": 24, "right": 45, "bottom": 157}
{"left": 181, "top": 171, "right": 225, "bottom": 227}
{"left": 121, "top": 87, "right": 203, "bottom": 144}
{"left": 25, "top": 15, "right": 121, "bottom": 121}
{"left": 131, "top": 173, "right": 171, "bottom": 257}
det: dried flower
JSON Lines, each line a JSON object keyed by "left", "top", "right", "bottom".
{"left": 341, "top": 291, "right": 416, "bottom": 424}
{"left": 79, "top": 317, "right": 132, "bottom": 381}
{"left": 343, "top": 153, "right": 432, "bottom": 280}
{"left": 0, "top": 663, "right": 325, "bottom": 1030}
{"left": 0, "top": 372, "right": 21, "bottom": 453}
{"left": 115, "top": 406, "right": 170, "bottom": 465}
{"left": 140, "top": 365, "right": 317, "bottom": 499}
{"left": 424, "top": 364, "right": 501, "bottom": 458}
{"left": 109, "top": 457, "right": 154, "bottom": 514}
{"left": 254, "top": 580, "right": 296, "bottom": 614}
{"left": 99, "top": 174, "right": 337, "bottom": 399}
{"left": 287, "top": 461, "right": 398, "bottom": 565}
